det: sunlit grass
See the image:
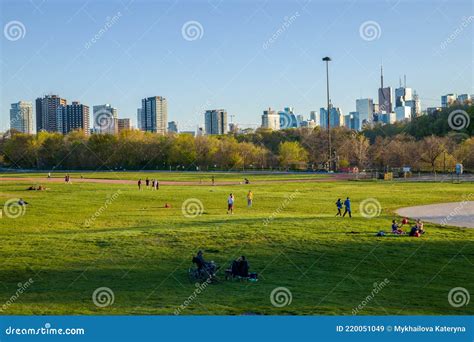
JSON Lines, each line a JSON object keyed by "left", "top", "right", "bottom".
{"left": 0, "top": 175, "right": 473, "bottom": 315}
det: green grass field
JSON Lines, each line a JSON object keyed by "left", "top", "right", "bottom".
{"left": 0, "top": 173, "right": 473, "bottom": 315}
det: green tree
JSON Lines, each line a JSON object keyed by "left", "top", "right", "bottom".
{"left": 278, "top": 141, "right": 308, "bottom": 170}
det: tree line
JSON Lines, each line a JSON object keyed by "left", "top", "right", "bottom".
{"left": 1, "top": 105, "right": 472, "bottom": 172}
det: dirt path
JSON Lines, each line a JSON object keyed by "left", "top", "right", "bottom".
{"left": 0, "top": 174, "right": 351, "bottom": 186}
{"left": 396, "top": 201, "right": 474, "bottom": 228}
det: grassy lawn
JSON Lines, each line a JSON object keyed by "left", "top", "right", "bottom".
{"left": 0, "top": 175, "right": 473, "bottom": 315}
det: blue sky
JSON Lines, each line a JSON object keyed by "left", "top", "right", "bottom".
{"left": 1, "top": 0, "right": 473, "bottom": 131}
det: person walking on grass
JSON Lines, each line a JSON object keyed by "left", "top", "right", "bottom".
{"left": 145, "top": 177, "right": 150, "bottom": 188}
{"left": 335, "top": 198, "right": 342, "bottom": 216}
{"left": 227, "top": 193, "right": 235, "bottom": 214}
{"left": 247, "top": 190, "right": 253, "bottom": 207}
{"left": 138, "top": 179, "right": 142, "bottom": 190}
{"left": 343, "top": 197, "right": 352, "bottom": 218}
{"left": 151, "top": 179, "right": 155, "bottom": 190}
{"left": 212, "top": 176, "right": 215, "bottom": 186}
{"left": 155, "top": 180, "right": 159, "bottom": 190}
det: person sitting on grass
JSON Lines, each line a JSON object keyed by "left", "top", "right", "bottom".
{"left": 194, "top": 250, "right": 218, "bottom": 276}
{"left": 409, "top": 225, "right": 420, "bottom": 237}
{"left": 230, "top": 256, "right": 250, "bottom": 278}
{"left": 231, "top": 258, "right": 240, "bottom": 277}
{"left": 415, "top": 219, "right": 425, "bottom": 234}
{"left": 391, "top": 220, "right": 404, "bottom": 234}
{"left": 18, "top": 198, "right": 28, "bottom": 206}
{"left": 335, "top": 198, "right": 342, "bottom": 216}
{"left": 194, "top": 250, "right": 206, "bottom": 269}
{"left": 238, "top": 256, "right": 249, "bottom": 278}
{"left": 409, "top": 220, "right": 425, "bottom": 237}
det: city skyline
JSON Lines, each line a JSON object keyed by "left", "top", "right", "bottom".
{"left": 5, "top": 88, "right": 474, "bottom": 135}
{"left": 1, "top": 0, "right": 473, "bottom": 132}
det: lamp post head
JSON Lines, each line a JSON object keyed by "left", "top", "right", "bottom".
{"left": 322, "top": 56, "right": 331, "bottom": 62}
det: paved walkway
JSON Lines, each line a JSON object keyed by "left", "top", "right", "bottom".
{"left": 396, "top": 201, "right": 474, "bottom": 228}
{"left": 0, "top": 174, "right": 351, "bottom": 186}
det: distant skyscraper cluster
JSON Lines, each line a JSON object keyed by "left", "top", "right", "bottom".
{"left": 9, "top": 94, "right": 172, "bottom": 136}
{"left": 258, "top": 66, "right": 472, "bottom": 132}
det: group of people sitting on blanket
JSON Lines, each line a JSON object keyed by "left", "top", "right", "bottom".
{"left": 391, "top": 217, "right": 425, "bottom": 237}
{"left": 193, "top": 251, "right": 257, "bottom": 281}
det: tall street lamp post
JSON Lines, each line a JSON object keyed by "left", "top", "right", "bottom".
{"left": 322, "top": 56, "right": 332, "bottom": 171}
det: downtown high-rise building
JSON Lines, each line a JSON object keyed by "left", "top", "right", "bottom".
{"left": 139, "top": 96, "right": 168, "bottom": 133}
{"left": 279, "top": 107, "right": 299, "bottom": 129}
{"left": 395, "top": 86, "right": 413, "bottom": 108}
{"left": 355, "top": 98, "right": 374, "bottom": 127}
{"left": 168, "top": 121, "right": 178, "bottom": 133}
{"left": 405, "top": 94, "right": 421, "bottom": 118}
{"left": 394, "top": 76, "right": 420, "bottom": 119}
{"left": 10, "top": 101, "right": 34, "bottom": 134}
{"left": 35, "top": 95, "right": 67, "bottom": 132}
{"left": 310, "top": 111, "right": 318, "bottom": 125}
{"left": 56, "top": 101, "right": 90, "bottom": 135}
{"left": 319, "top": 105, "right": 342, "bottom": 129}
{"left": 93, "top": 104, "right": 118, "bottom": 134}
{"left": 395, "top": 106, "right": 411, "bottom": 122}
{"left": 261, "top": 107, "right": 280, "bottom": 130}
{"left": 344, "top": 112, "right": 360, "bottom": 131}
{"left": 117, "top": 118, "right": 131, "bottom": 132}
{"left": 378, "top": 66, "right": 393, "bottom": 114}
{"left": 457, "top": 94, "right": 471, "bottom": 105}
{"left": 379, "top": 112, "right": 396, "bottom": 125}
{"left": 204, "top": 109, "right": 228, "bottom": 135}
{"left": 441, "top": 94, "right": 456, "bottom": 108}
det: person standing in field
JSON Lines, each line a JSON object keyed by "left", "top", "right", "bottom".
{"left": 146, "top": 178, "right": 150, "bottom": 188}
{"left": 151, "top": 179, "right": 155, "bottom": 190}
{"left": 343, "top": 197, "right": 352, "bottom": 218}
{"left": 155, "top": 180, "right": 159, "bottom": 190}
{"left": 138, "top": 179, "right": 142, "bottom": 190}
{"left": 335, "top": 198, "right": 342, "bottom": 216}
{"left": 247, "top": 191, "right": 253, "bottom": 207}
{"left": 227, "top": 193, "right": 235, "bottom": 214}
{"left": 211, "top": 176, "right": 215, "bottom": 186}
